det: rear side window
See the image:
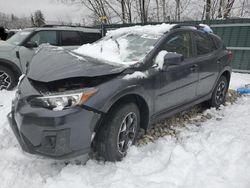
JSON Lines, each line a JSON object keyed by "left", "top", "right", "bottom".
{"left": 193, "top": 32, "right": 215, "bottom": 55}
{"left": 60, "top": 31, "right": 82, "bottom": 46}
{"left": 79, "top": 32, "right": 102, "bottom": 44}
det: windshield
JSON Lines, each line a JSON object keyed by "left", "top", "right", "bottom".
{"left": 6, "top": 30, "right": 32, "bottom": 45}
{"left": 74, "top": 33, "right": 160, "bottom": 65}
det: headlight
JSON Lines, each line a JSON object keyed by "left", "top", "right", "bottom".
{"left": 29, "top": 88, "right": 98, "bottom": 111}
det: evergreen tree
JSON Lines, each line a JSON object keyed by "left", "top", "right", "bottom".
{"left": 33, "top": 10, "right": 45, "bottom": 27}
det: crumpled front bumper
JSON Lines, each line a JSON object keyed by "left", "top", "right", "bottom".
{"left": 8, "top": 98, "right": 102, "bottom": 159}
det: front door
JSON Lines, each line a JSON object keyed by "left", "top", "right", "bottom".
{"left": 154, "top": 31, "right": 199, "bottom": 114}
{"left": 18, "top": 30, "right": 57, "bottom": 73}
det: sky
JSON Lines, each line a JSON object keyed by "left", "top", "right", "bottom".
{"left": 0, "top": 0, "right": 89, "bottom": 24}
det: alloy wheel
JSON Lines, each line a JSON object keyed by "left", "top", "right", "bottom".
{"left": 117, "top": 112, "right": 138, "bottom": 155}
{"left": 0, "top": 71, "right": 11, "bottom": 90}
{"left": 215, "top": 80, "right": 227, "bottom": 105}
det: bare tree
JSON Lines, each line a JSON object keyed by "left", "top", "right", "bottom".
{"left": 224, "top": 0, "right": 235, "bottom": 18}
{"left": 206, "top": 0, "right": 211, "bottom": 20}
{"left": 0, "top": 12, "right": 31, "bottom": 29}
{"left": 161, "top": 0, "right": 167, "bottom": 22}
{"left": 175, "top": 0, "right": 180, "bottom": 21}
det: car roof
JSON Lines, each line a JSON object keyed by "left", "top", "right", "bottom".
{"left": 23, "top": 26, "right": 101, "bottom": 34}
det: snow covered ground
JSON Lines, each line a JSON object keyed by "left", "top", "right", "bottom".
{"left": 0, "top": 72, "right": 250, "bottom": 188}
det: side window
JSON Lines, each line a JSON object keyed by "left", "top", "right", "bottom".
{"left": 60, "top": 31, "right": 82, "bottom": 46}
{"left": 163, "top": 32, "right": 193, "bottom": 59}
{"left": 29, "top": 31, "right": 57, "bottom": 46}
{"left": 194, "top": 32, "right": 215, "bottom": 55}
{"left": 79, "top": 32, "right": 102, "bottom": 44}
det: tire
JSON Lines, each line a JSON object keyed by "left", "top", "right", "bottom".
{"left": 0, "top": 65, "right": 16, "bottom": 90}
{"left": 95, "top": 102, "right": 140, "bottom": 162}
{"left": 208, "top": 75, "right": 229, "bottom": 108}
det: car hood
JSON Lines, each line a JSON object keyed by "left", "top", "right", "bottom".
{"left": 27, "top": 46, "right": 128, "bottom": 82}
{"left": 0, "top": 40, "right": 16, "bottom": 51}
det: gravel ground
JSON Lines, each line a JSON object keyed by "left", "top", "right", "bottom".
{"left": 136, "top": 89, "right": 242, "bottom": 146}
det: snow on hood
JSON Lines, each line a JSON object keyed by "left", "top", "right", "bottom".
{"left": 74, "top": 24, "right": 175, "bottom": 66}
{"left": 123, "top": 71, "right": 148, "bottom": 80}
{"left": 0, "top": 40, "right": 16, "bottom": 51}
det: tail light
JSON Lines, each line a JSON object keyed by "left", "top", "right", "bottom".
{"left": 228, "top": 50, "right": 233, "bottom": 61}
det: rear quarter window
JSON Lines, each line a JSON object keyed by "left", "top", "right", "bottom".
{"left": 211, "top": 35, "right": 224, "bottom": 49}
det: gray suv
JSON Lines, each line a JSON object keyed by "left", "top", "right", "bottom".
{"left": 8, "top": 24, "right": 232, "bottom": 162}
{"left": 0, "top": 26, "right": 101, "bottom": 90}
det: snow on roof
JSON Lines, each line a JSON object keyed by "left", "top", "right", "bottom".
{"left": 74, "top": 24, "right": 175, "bottom": 66}
{"left": 106, "top": 23, "right": 175, "bottom": 37}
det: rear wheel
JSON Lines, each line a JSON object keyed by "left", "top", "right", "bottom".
{"left": 95, "top": 102, "right": 140, "bottom": 161}
{"left": 0, "top": 65, "right": 16, "bottom": 90}
{"left": 208, "top": 75, "right": 229, "bottom": 108}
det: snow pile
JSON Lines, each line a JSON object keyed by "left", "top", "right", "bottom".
{"left": 106, "top": 23, "right": 175, "bottom": 37}
{"left": 0, "top": 73, "right": 250, "bottom": 188}
{"left": 75, "top": 37, "right": 131, "bottom": 65}
{"left": 154, "top": 50, "right": 168, "bottom": 70}
{"left": 199, "top": 24, "right": 213, "bottom": 33}
{"left": 74, "top": 24, "right": 174, "bottom": 65}
{"left": 123, "top": 71, "right": 148, "bottom": 80}
{"left": 230, "top": 72, "right": 250, "bottom": 90}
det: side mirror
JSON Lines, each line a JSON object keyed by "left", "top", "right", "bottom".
{"left": 24, "top": 41, "right": 38, "bottom": 48}
{"left": 164, "top": 53, "right": 184, "bottom": 67}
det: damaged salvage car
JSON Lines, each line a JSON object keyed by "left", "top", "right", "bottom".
{"left": 8, "top": 24, "right": 232, "bottom": 162}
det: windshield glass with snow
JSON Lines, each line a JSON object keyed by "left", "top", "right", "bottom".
{"left": 6, "top": 30, "right": 32, "bottom": 45}
{"left": 74, "top": 24, "right": 175, "bottom": 65}
{"left": 74, "top": 33, "right": 159, "bottom": 65}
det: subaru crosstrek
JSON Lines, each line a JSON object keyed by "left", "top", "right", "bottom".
{"left": 8, "top": 24, "right": 232, "bottom": 161}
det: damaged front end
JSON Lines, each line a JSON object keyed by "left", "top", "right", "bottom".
{"left": 27, "top": 75, "right": 117, "bottom": 111}
{"left": 7, "top": 74, "right": 121, "bottom": 159}
{"left": 7, "top": 46, "right": 130, "bottom": 159}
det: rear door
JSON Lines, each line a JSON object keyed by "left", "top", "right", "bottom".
{"left": 59, "top": 30, "right": 85, "bottom": 50}
{"left": 154, "top": 31, "right": 199, "bottom": 113}
{"left": 192, "top": 31, "right": 219, "bottom": 97}
{"left": 78, "top": 32, "right": 102, "bottom": 44}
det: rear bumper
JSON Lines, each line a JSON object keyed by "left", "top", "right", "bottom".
{"left": 8, "top": 102, "right": 101, "bottom": 159}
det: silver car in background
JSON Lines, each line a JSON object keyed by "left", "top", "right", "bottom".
{"left": 0, "top": 26, "right": 101, "bottom": 90}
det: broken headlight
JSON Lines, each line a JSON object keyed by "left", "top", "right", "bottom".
{"left": 29, "top": 88, "right": 98, "bottom": 111}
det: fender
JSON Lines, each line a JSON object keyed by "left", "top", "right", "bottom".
{"left": 96, "top": 84, "right": 152, "bottom": 131}
{"left": 209, "top": 65, "right": 232, "bottom": 95}
{"left": 102, "top": 84, "right": 152, "bottom": 114}
{"left": 0, "top": 58, "right": 22, "bottom": 77}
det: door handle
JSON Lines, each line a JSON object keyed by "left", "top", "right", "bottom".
{"left": 190, "top": 64, "right": 198, "bottom": 72}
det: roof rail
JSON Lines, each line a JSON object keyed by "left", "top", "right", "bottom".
{"left": 42, "top": 24, "right": 79, "bottom": 28}
{"left": 170, "top": 23, "right": 213, "bottom": 33}
{"left": 41, "top": 24, "right": 95, "bottom": 29}
{"left": 171, "top": 23, "right": 200, "bottom": 30}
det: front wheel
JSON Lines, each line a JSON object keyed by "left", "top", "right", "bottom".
{"left": 208, "top": 75, "right": 229, "bottom": 108}
{"left": 95, "top": 102, "right": 140, "bottom": 161}
{"left": 0, "top": 65, "right": 16, "bottom": 90}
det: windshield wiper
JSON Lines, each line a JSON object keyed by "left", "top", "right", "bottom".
{"left": 100, "top": 36, "right": 120, "bottom": 54}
